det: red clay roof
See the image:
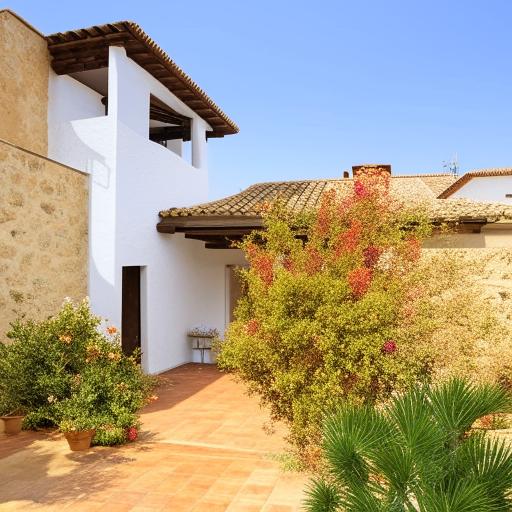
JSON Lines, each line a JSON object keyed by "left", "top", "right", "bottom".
{"left": 159, "top": 174, "right": 457, "bottom": 218}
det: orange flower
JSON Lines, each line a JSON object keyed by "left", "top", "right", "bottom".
{"left": 106, "top": 326, "right": 118, "bottom": 335}
{"left": 107, "top": 352, "right": 121, "bottom": 362}
{"left": 58, "top": 334, "right": 72, "bottom": 344}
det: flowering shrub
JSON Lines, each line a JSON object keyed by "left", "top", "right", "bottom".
{"left": 0, "top": 299, "right": 155, "bottom": 444}
{"left": 217, "top": 172, "right": 433, "bottom": 460}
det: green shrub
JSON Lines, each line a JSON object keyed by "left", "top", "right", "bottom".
{"left": 0, "top": 299, "right": 155, "bottom": 444}
{"left": 305, "top": 378, "right": 512, "bottom": 511}
{"left": 217, "top": 172, "right": 432, "bottom": 459}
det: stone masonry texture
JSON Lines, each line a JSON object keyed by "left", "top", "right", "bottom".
{"left": 0, "top": 140, "right": 88, "bottom": 339}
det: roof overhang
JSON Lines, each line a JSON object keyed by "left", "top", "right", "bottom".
{"left": 46, "top": 21, "right": 239, "bottom": 138}
{"left": 157, "top": 215, "right": 263, "bottom": 249}
{"left": 156, "top": 213, "right": 503, "bottom": 249}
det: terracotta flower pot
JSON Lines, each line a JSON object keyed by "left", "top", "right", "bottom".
{"left": 0, "top": 415, "right": 24, "bottom": 435}
{"left": 64, "top": 429, "right": 96, "bottom": 451}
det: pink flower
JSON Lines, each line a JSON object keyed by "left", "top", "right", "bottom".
{"left": 382, "top": 340, "right": 397, "bottom": 354}
{"left": 348, "top": 267, "right": 372, "bottom": 299}
{"left": 127, "top": 427, "right": 138, "bottom": 441}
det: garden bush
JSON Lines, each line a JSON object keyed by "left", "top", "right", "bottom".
{"left": 0, "top": 299, "right": 155, "bottom": 444}
{"left": 305, "top": 378, "right": 512, "bottom": 511}
{"left": 217, "top": 171, "right": 434, "bottom": 459}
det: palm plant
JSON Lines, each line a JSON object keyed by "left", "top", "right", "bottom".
{"left": 305, "top": 379, "right": 512, "bottom": 511}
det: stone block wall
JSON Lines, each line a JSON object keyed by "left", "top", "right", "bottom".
{"left": 0, "top": 10, "right": 49, "bottom": 155}
{"left": 0, "top": 139, "right": 88, "bottom": 339}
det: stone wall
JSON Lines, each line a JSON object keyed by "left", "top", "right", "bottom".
{"left": 0, "top": 10, "right": 49, "bottom": 155}
{"left": 0, "top": 139, "right": 88, "bottom": 339}
{"left": 425, "top": 247, "right": 512, "bottom": 314}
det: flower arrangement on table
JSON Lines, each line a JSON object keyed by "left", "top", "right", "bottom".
{"left": 187, "top": 326, "right": 219, "bottom": 338}
{"left": 187, "top": 327, "right": 219, "bottom": 363}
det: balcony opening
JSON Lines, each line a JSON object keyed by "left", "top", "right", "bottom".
{"left": 148, "top": 95, "right": 192, "bottom": 163}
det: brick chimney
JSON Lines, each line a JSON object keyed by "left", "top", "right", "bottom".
{"left": 352, "top": 164, "right": 392, "bottom": 178}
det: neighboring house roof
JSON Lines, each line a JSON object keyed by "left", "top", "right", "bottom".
{"left": 46, "top": 21, "right": 238, "bottom": 138}
{"left": 157, "top": 174, "right": 512, "bottom": 247}
{"left": 438, "top": 168, "right": 512, "bottom": 199}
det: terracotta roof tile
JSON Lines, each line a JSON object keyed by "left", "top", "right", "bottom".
{"left": 159, "top": 174, "right": 512, "bottom": 224}
{"left": 161, "top": 175, "right": 446, "bottom": 217}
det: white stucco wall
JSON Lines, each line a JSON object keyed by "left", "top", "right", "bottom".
{"left": 47, "top": 45, "right": 240, "bottom": 373}
{"left": 48, "top": 71, "right": 105, "bottom": 169}
{"left": 451, "top": 176, "right": 512, "bottom": 204}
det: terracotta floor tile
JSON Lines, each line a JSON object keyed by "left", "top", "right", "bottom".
{"left": 108, "top": 490, "right": 147, "bottom": 505}
{"left": 1, "top": 364, "right": 306, "bottom": 511}
{"left": 102, "top": 504, "right": 134, "bottom": 512}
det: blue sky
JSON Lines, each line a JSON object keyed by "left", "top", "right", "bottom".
{"left": 5, "top": 0, "right": 512, "bottom": 199}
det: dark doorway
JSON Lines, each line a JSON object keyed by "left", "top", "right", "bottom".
{"left": 122, "top": 266, "right": 141, "bottom": 357}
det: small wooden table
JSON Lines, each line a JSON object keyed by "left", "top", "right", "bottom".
{"left": 188, "top": 335, "right": 214, "bottom": 363}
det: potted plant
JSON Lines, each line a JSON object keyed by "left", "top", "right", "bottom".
{"left": 54, "top": 396, "right": 100, "bottom": 451}
{"left": 0, "top": 397, "right": 27, "bottom": 435}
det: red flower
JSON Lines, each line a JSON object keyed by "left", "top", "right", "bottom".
{"left": 363, "top": 245, "right": 382, "bottom": 269}
{"left": 127, "top": 427, "right": 138, "bottom": 441}
{"left": 348, "top": 267, "right": 372, "bottom": 298}
{"left": 382, "top": 340, "right": 397, "bottom": 354}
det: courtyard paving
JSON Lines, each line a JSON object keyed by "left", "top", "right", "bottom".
{"left": 0, "top": 364, "right": 307, "bottom": 511}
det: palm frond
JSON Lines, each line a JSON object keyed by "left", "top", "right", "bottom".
{"left": 417, "top": 479, "right": 494, "bottom": 512}
{"left": 387, "top": 387, "right": 447, "bottom": 483}
{"left": 428, "top": 379, "right": 512, "bottom": 441}
{"left": 370, "top": 441, "right": 414, "bottom": 501}
{"left": 303, "top": 479, "right": 341, "bottom": 512}
{"left": 454, "top": 432, "right": 512, "bottom": 510}
{"left": 322, "top": 404, "right": 393, "bottom": 486}
{"left": 338, "top": 483, "right": 386, "bottom": 512}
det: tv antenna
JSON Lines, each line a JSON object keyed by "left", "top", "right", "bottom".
{"left": 443, "top": 153, "right": 459, "bottom": 177}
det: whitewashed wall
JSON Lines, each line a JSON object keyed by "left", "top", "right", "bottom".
{"left": 451, "top": 176, "right": 512, "bottom": 204}
{"left": 47, "top": 46, "right": 241, "bottom": 373}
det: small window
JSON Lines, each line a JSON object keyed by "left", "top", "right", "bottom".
{"left": 505, "top": 194, "right": 512, "bottom": 198}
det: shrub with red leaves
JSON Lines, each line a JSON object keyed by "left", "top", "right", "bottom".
{"left": 218, "top": 171, "right": 432, "bottom": 461}
{"left": 348, "top": 267, "right": 373, "bottom": 298}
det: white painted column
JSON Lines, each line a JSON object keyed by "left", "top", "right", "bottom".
{"left": 191, "top": 117, "right": 208, "bottom": 170}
